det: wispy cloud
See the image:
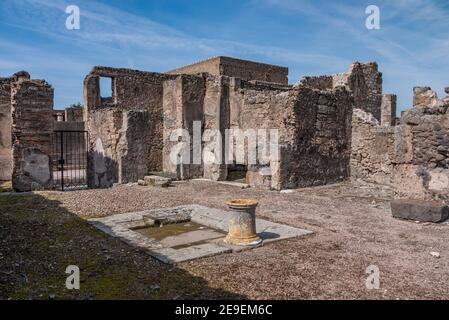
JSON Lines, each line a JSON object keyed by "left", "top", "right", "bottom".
{"left": 0, "top": 0, "right": 448, "bottom": 110}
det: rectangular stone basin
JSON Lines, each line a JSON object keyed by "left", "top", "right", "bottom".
{"left": 133, "top": 222, "right": 226, "bottom": 249}
{"left": 88, "top": 204, "right": 312, "bottom": 264}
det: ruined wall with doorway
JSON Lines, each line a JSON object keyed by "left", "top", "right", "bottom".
{"left": 11, "top": 79, "right": 54, "bottom": 191}
{"left": 226, "top": 79, "right": 352, "bottom": 190}
{"left": 85, "top": 67, "right": 176, "bottom": 187}
{"left": 230, "top": 81, "right": 292, "bottom": 189}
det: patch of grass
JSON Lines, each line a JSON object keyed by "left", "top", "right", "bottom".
{"left": 0, "top": 181, "right": 12, "bottom": 193}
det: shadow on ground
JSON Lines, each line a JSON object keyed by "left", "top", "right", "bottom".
{"left": 0, "top": 192, "right": 246, "bottom": 300}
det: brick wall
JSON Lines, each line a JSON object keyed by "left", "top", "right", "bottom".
{"left": 11, "top": 79, "right": 54, "bottom": 191}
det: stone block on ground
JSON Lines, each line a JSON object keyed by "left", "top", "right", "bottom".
{"left": 144, "top": 175, "right": 171, "bottom": 188}
{"left": 391, "top": 199, "right": 449, "bottom": 223}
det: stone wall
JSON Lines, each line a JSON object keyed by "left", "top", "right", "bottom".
{"left": 0, "top": 77, "right": 13, "bottom": 180}
{"left": 226, "top": 80, "right": 352, "bottom": 189}
{"left": 295, "top": 75, "right": 333, "bottom": 90}
{"left": 351, "top": 109, "right": 394, "bottom": 185}
{"left": 392, "top": 87, "right": 449, "bottom": 200}
{"left": 53, "top": 121, "right": 85, "bottom": 132}
{"left": 202, "top": 75, "right": 229, "bottom": 181}
{"left": 65, "top": 105, "right": 84, "bottom": 122}
{"left": 167, "top": 56, "right": 289, "bottom": 84}
{"left": 85, "top": 67, "right": 176, "bottom": 187}
{"left": 11, "top": 79, "right": 54, "bottom": 191}
{"left": 234, "top": 81, "right": 292, "bottom": 189}
{"left": 83, "top": 60, "right": 386, "bottom": 191}
{"left": 332, "top": 62, "right": 382, "bottom": 121}
{"left": 162, "top": 75, "right": 205, "bottom": 179}
{"left": 298, "top": 62, "right": 383, "bottom": 121}
{"left": 381, "top": 94, "right": 397, "bottom": 126}
{"left": 280, "top": 87, "right": 353, "bottom": 189}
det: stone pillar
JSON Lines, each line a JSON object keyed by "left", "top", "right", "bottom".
{"left": 162, "top": 75, "right": 205, "bottom": 179}
{"left": 0, "top": 78, "right": 13, "bottom": 181}
{"left": 381, "top": 94, "right": 397, "bottom": 126}
{"left": 11, "top": 80, "right": 54, "bottom": 191}
{"left": 83, "top": 75, "right": 100, "bottom": 121}
{"left": 203, "top": 75, "right": 229, "bottom": 181}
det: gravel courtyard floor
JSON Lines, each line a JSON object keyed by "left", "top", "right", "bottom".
{"left": 1, "top": 180, "right": 448, "bottom": 299}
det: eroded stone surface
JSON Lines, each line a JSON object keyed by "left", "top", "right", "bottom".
{"left": 391, "top": 199, "right": 449, "bottom": 223}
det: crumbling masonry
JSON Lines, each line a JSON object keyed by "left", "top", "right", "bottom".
{"left": 2, "top": 55, "right": 449, "bottom": 203}
{"left": 85, "top": 58, "right": 353, "bottom": 190}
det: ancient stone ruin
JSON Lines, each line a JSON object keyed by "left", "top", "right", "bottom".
{"left": 85, "top": 58, "right": 354, "bottom": 190}
{"left": 1, "top": 55, "right": 449, "bottom": 218}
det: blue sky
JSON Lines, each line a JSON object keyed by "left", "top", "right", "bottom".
{"left": 0, "top": 0, "right": 448, "bottom": 112}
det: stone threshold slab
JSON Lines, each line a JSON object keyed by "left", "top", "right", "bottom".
{"left": 88, "top": 204, "right": 312, "bottom": 264}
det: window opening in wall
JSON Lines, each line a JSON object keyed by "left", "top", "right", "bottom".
{"left": 99, "top": 77, "right": 113, "bottom": 103}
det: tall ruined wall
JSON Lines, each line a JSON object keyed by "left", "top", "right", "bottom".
{"left": 85, "top": 67, "right": 177, "bottom": 186}
{"left": 381, "top": 94, "right": 397, "bottom": 126}
{"left": 280, "top": 87, "right": 353, "bottom": 189}
{"left": 230, "top": 80, "right": 352, "bottom": 190}
{"left": 162, "top": 75, "right": 205, "bottom": 179}
{"left": 235, "top": 82, "right": 293, "bottom": 189}
{"left": 167, "top": 56, "right": 289, "bottom": 84}
{"left": 87, "top": 109, "right": 119, "bottom": 188}
{"left": 350, "top": 109, "right": 394, "bottom": 185}
{"left": 298, "top": 62, "right": 383, "bottom": 122}
{"left": 392, "top": 87, "right": 449, "bottom": 200}
{"left": 0, "top": 78, "right": 13, "bottom": 180}
{"left": 11, "top": 79, "right": 54, "bottom": 191}
{"left": 202, "top": 75, "right": 229, "bottom": 181}
{"left": 334, "top": 62, "right": 382, "bottom": 121}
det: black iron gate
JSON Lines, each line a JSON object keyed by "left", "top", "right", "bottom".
{"left": 52, "top": 131, "right": 89, "bottom": 191}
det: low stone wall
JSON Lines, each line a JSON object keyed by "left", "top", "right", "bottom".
{"left": 53, "top": 121, "right": 85, "bottom": 131}
{"left": 65, "top": 105, "right": 84, "bottom": 122}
